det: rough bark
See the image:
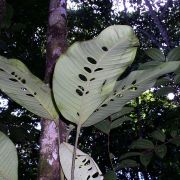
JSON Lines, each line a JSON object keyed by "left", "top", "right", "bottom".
{"left": 39, "top": 0, "right": 67, "bottom": 180}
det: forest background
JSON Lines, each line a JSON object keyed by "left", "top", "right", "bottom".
{"left": 0, "top": 0, "right": 179, "bottom": 179}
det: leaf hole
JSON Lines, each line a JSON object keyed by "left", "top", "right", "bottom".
{"left": 132, "top": 80, "right": 136, "bottom": 85}
{"left": 15, "top": 75, "right": 18, "bottom": 77}
{"left": 117, "top": 94, "right": 123, "bottom": 98}
{"left": 85, "top": 91, "right": 89, "bottom": 94}
{"left": 82, "top": 158, "right": 86, "bottom": 163}
{"left": 79, "top": 165, "right": 82, "bottom": 169}
{"left": 113, "top": 90, "right": 117, "bottom": 95}
{"left": 87, "top": 57, "right": 97, "bottom": 64}
{"left": 34, "top": 92, "right": 37, "bottom": 95}
{"left": 76, "top": 89, "right": 83, "bottom": 96}
{"left": 102, "top": 80, "right": 106, "bottom": 86}
{"left": 0, "top": 68, "right": 5, "bottom": 71}
{"left": 88, "top": 167, "right": 92, "bottom": 171}
{"left": 84, "top": 159, "right": 90, "bottom": 166}
{"left": 18, "top": 77, "right": 21, "bottom": 80}
{"left": 90, "top": 78, "right": 95, "bottom": 81}
{"left": 122, "top": 85, "right": 126, "bottom": 90}
{"left": 110, "top": 99, "right": 114, "bottom": 101}
{"left": 102, "top": 46, "right": 108, "bottom": 51}
{"left": 21, "top": 87, "right": 27, "bottom": 91}
{"left": 79, "top": 74, "right": 87, "bottom": 81}
{"left": 94, "top": 68, "right": 103, "bottom": 72}
{"left": 21, "top": 79, "right": 26, "bottom": 84}
{"left": 92, "top": 172, "right": 99, "bottom": 178}
{"left": 87, "top": 175, "right": 90, "bottom": 180}
{"left": 9, "top": 78, "right": 18, "bottom": 82}
{"left": 77, "top": 112, "right": 80, "bottom": 116}
{"left": 101, "top": 104, "right": 107, "bottom": 107}
{"left": 95, "top": 109, "right": 99, "bottom": 112}
{"left": 78, "top": 85, "right": 84, "bottom": 91}
{"left": 84, "top": 67, "right": 92, "bottom": 73}
{"left": 129, "top": 86, "right": 137, "bottom": 91}
{"left": 26, "top": 94, "right": 34, "bottom": 97}
{"left": 11, "top": 72, "right": 15, "bottom": 75}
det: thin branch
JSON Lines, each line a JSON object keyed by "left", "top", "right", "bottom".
{"left": 160, "top": 0, "right": 172, "bottom": 19}
{"left": 122, "top": 0, "right": 130, "bottom": 25}
{"left": 71, "top": 124, "right": 81, "bottom": 180}
{"left": 144, "top": 0, "right": 171, "bottom": 49}
{"left": 107, "top": 117, "right": 114, "bottom": 171}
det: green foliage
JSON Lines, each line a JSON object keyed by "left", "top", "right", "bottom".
{"left": 95, "top": 107, "right": 133, "bottom": 134}
{"left": 154, "top": 144, "right": 167, "bottom": 159}
{"left": 119, "top": 152, "right": 142, "bottom": 160}
{"left": 140, "top": 152, "right": 153, "bottom": 167}
{"left": 167, "top": 47, "right": 180, "bottom": 61}
{"left": 151, "top": 129, "right": 166, "bottom": 142}
{"left": 145, "top": 48, "right": 165, "bottom": 61}
{"left": 130, "top": 139, "right": 154, "bottom": 150}
{"left": 0, "top": 131, "right": 18, "bottom": 180}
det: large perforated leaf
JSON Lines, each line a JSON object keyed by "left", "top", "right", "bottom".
{"left": 53, "top": 25, "right": 139, "bottom": 126}
{"left": 59, "top": 142, "right": 103, "bottom": 180}
{"left": 0, "top": 131, "right": 18, "bottom": 180}
{"left": 0, "top": 56, "right": 58, "bottom": 121}
{"left": 85, "top": 61, "right": 180, "bottom": 126}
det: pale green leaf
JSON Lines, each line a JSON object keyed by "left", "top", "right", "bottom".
{"left": 130, "top": 139, "right": 154, "bottom": 149}
{"left": 151, "top": 129, "right": 166, "bottom": 142}
{"left": 94, "top": 107, "right": 133, "bottom": 134}
{"left": 59, "top": 142, "right": 103, "bottom": 180}
{"left": 53, "top": 25, "right": 139, "bottom": 126}
{"left": 104, "top": 171, "right": 116, "bottom": 180}
{"left": 155, "top": 144, "right": 167, "bottom": 158}
{"left": 111, "top": 116, "right": 132, "bottom": 130}
{"left": 140, "top": 152, "right": 153, "bottom": 167}
{"left": 94, "top": 119, "right": 111, "bottom": 134}
{"left": 138, "top": 61, "right": 163, "bottom": 70}
{"left": 167, "top": 46, "right": 180, "bottom": 61}
{"left": 87, "top": 61, "right": 180, "bottom": 126}
{"left": 145, "top": 48, "right": 165, "bottom": 61}
{"left": 0, "top": 131, "right": 18, "bottom": 180}
{"left": 119, "top": 152, "right": 142, "bottom": 160}
{"left": 0, "top": 56, "right": 58, "bottom": 121}
{"left": 111, "top": 107, "right": 134, "bottom": 121}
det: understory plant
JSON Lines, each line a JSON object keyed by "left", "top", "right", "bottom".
{"left": 0, "top": 25, "right": 179, "bottom": 180}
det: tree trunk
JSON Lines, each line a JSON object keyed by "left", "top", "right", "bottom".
{"left": 39, "top": 0, "right": 67, "bottom": 179}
